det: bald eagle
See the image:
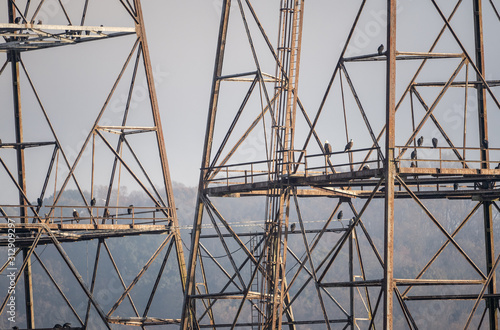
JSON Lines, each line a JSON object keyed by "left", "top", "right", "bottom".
{"left": 324, "top": 140, "right": 332, "bottom": 156}
{"left": 432, "top": 137, "right": 438, "bottom": 148}
{"left": 72, "top": 209, "right": 80, "bottom": 223}
{"left": 378, "top": 44, "right": 384, "bottom": 55}
{"left": 344, "top": 139, "right": 353, "bottom": 152}
{"left": 337, "top": 210, "right": 343, "bottom": 220}
{"left": 417, "top": 136, "right": 423, "bottom": 147}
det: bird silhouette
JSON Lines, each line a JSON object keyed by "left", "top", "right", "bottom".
{"left": 337, "top": 210, "right": 343, "bottom": 220}
{"left": 411, "top": 150, "right": 417, "bottom": 160}
{"left": 53, "top": 324, "right": 62, "bottom": 329}
{"left": 37, "top": 19, "right": 43, "bottom": 24}
{"left": 72, "top": 209, "right": 80, "bottom": 223}
{"left": 290, "top": 223, "right": 296, "bottom": 232}
{"left": 483, "top": 139, "right": 489, "bottom": 149}
{"left": 432, "top": 137, "right": 438, "bottom": 148}
{"left": 344, "top": 139, "right": 353, "bottom": 152}
{"left": 362, "top": 165, "right": 370, "bottom": 171}
{"left": 91, "top": 197, "right": 96, "bottom": 206}
{"left": 377, "top": 44, "right": 384, "bottom": 55}
{"left": 324, "top": 140, "right": 332, "bottom": 157}
{"left": 128, "top": 204, "right": 133, "bottom": 215}
{"left": 417, "top": 136, "right": 423, "bottom": 147}
{"left": 14, "top": 17, "right": 22, "bottom": 24}
{"left": 37, "top": 197, "right": 43, "bottom": 207}
{"left": 63, "top": 323, "right": 71, "bottom": 328}
{"left": 453, "top": 182, "right": 459, "bottom": 191}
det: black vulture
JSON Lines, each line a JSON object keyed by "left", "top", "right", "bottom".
{"left": 324, "top": 140, "right": 332, "bottom": 156}
{"left": 483, "top": 139, "right": 489, "bottom": 149}
{"left": 337, "top": 210, "right": 343, "bottom": 220}
{"left": 91, "top": 197, "right": 96, "bottom": 206}
{"left": 344, "top": 139, "right": 353, "bottom": 152}
{"left": 128, "top": 204, "right": 133, "bottom": 215}
{"left": 290, "top": 223, "right": 296, "bottom": 232}
{"left": 72, "top": 209, "right": 80, "bottom": 223}
{"left": 411, "top": 150, "right": 417, "bottom": 160}
{"left": 454, "top": 182, "right": 458, "bottom": 191}
{"left": 417, "top": 136, "right": 423, "bottom": 147}
{"left": 37, "top": 197, "right": 42, "bottom": 207}
{"left": 432, "top": 137, "right": 438, "bottom": 148}
{"left": 377, "top": 44, "right": 384, "bottom": 55}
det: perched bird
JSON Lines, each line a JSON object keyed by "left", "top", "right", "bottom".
{"left": 362, "top": 165, "right": 370, "bottom": 171}
{"left": 91, "top": 197, "right": 96, "bottom": 206}
{"left": 37, "top": 19, "right": 43, "bottom": 24}
{"left": 377, "top": 44, "right": 384, "bottom": 55}
{"left": 483, "top": 139, "right": 489, "bottom": 149}
{"left": 411, "top": 150, "right": 417, "bottom": 160}
{"left": 410, "top": 162, "right": 416, "bottom": 168}
{"left": 454, "top": 182, "right": 459, "bottom": 191}
{"left": 344, "top": 139, "right": 353, "bottom": 152}
{"left": 63, "top": 323, "right": 71, "bottom": 329}
{"left": 417, "top": 136, "right": 423, "bottom": 147}
{"left": 14, "top": 17, "right": 22, "bottom": 24}
{"left": 290, "top": 223, "right": 296, "bottom": 232}
{"left": 37, "top": 197, "right": 43, "bottom": 207}
{"left": 53, "top": 324, "right": 62, "bottom": 329}
{"left": 324, "top": 140, "right": 332, "bottom": 157}
{"left": 337, "top": 210, "right": 343, "bottom": 220}
{"left": 128, "top": 204, "right": 133, "bottom": 215}
{"left": 432, "top": 137, "right": 438, "bottom": 148}
{"left": 72, "top": 209, "right": 80, "bottom": 223}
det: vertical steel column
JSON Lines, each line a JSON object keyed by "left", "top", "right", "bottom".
{"left": 8, "top": 2, "right": 35, "bottom": 328}
{"left": 473, "top": 1, "right": 496, "bottom": 328}
{"left": 180, "top": 1, "right": 231, "bottom": 328}
{"left": 383, "top": 1, "right": 397, "bottom": 329}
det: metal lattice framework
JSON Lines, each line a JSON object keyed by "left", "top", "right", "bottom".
{"left": 0, "top": 1, "right": 186, "bottom": 328}
{"left": 181, "top": 0, "right": 500, "bottom": 329}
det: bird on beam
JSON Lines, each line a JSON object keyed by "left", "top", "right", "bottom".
{"left": 290, "top": 223, "right": 296, "bottom": 232}
{"left": 454, "top": 182, "right": 459, "bottom": 191}
{"left": 91, "top": 197, "right": 96, "bottom": 206}
{"left": 417, "top": 136, "right": 423, "bottom": 147}
{"left": 411, "top": 150, "right": 417, "bottom": 160}
{"left": 128, "top": 204, "right": 133, "bottom": 215}
{"left": 37, "top": 197, "right": 43, "bottom": 207}
{"left": 378, "top": 44, "right": 384, "bottom": 55}
{"left": 337, "top": 210, "right": 343, "bottom": 220}
{"left": 344, "top": 139, "right": 353, "bottom": 152}
{"left": 324, "top": 140, "right": 332, "bottom": 158}
{"left": 72, "top": 209, "right": 80, "bottom": 223}
{"left": 432, "top": 137, "right": 438, "bottom": 148}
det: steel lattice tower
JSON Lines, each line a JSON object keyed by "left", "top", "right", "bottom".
{"left": 0, "top": 1, "right": 186, "bottom": 328}
{"left": 182, "top": 0, "right": 500, "bottom": 329}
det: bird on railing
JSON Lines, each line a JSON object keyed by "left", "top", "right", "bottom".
{"left": 344, "top": 139, "right": 353, "bottom": 152}
{"left": 411, "top": 150, "right": 417, "bottom": 160}
{"left": 90, "top": 197, "right": 96, "bottom": 206}
{"left": 128, "top": 204, "right": 133, "bottom": 215}
{"left": 417, "top": 136, "right": 423, "bottom": 147}
{"left": 324, "top": 140, "right": 332, "bottom": 158}
{"left": 378, "top": 44, "right": 384, "bottom": 55}
{"left": 337, "top": 210, "right": 343, "bottom": 220}
{"left": 72, "top": 209, "right": 80, "bottom": 223}
{"left": 454, "top": 182, "right": 459, "bottom": 191}
{"left": 362, "top": 164, "right": 370, "bottom": 171}
{"left": 432, "top": 137, "right": 438, "bottom": 148}
{"left": 290, "top": 223, "right": 296, "bottom": 232}
{"left": 37, "top": 197, "right": 43, "bottom": 207}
